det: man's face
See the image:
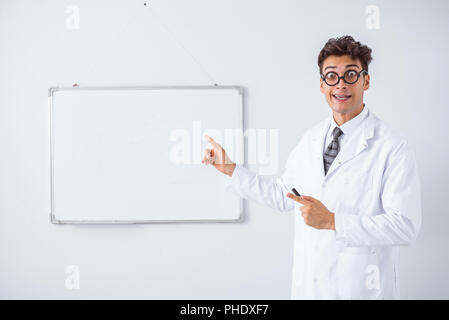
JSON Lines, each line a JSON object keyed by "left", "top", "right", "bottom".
{"left": 320, "top": 55, "right": 370, "bottom": 115}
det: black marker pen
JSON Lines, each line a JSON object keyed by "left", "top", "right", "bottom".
{"left": 291, "top": 188, "right": 301, "bottom": 197}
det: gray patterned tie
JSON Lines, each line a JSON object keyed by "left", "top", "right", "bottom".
{"left": 323, "top": 127, "right": 343, "bottom": 175}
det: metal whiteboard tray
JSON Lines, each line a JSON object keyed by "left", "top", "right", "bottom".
{"left": 49, "top": 85, "right": 245, "bottom": 224}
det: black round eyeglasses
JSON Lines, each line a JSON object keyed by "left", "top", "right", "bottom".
{"left": 320, "top": 69, "right": 368, "bottom": 86}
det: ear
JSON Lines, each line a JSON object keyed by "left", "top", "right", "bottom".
{"left": 320, "top": 77, "right": 325, "bottom": 94}
{"left": 363, "top": 74, "right": 370, "bottom": 91}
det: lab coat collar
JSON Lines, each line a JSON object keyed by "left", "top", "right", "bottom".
{"left": 327, "top": 104, "right": 369, "bottom": 140}
{"left": 310, "top": 106, "right": 376, "bottom": 179}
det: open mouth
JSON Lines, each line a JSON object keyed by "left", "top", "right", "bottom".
{"left": 332, "top": 94, "right": 352, "bottom": 102}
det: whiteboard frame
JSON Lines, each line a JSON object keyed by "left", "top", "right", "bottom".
{"left": 48, "top": 85, "right": 245, "bottom": 224}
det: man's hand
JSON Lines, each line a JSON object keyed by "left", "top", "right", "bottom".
{"left": 286, "top": 193, "right": 335, "bottom": 230}
{"left": 202, "top": 135, "right": 236, "bottom": 177}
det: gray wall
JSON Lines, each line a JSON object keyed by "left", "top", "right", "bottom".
{"left": 1, "top": 0, "right": 448, "bottom": 299}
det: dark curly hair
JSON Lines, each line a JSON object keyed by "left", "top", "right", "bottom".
{"left": 318, "top": 36, "right": 373, "bottom": 74}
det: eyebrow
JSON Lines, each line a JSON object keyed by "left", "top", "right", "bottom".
{"left": 324, "top": 64, "right": 361, "bottom": 71}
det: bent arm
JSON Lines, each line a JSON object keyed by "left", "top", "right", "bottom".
{"left": 225, "top": 165, "right": 295, "bottom": 212}
{"left": 225, "top": 142, "right": 303, "bottom": 212}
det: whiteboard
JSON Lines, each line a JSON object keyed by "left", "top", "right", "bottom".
{"left": 49, "top": 86, "right": 244, "bottom": 224}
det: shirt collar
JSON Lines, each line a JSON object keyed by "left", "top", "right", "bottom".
{"left": 328, "top": 104, "right": 369, "bottom": 139}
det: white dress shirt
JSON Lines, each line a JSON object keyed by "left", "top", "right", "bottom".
{"left": 324, "top": 104, "right": 369, "bottom": 155}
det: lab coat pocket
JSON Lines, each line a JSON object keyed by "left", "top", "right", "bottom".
{"left": 340, "top": 171, "right": 373, "bottom": 211}
{"left": 336, "top": 247, "right": 382, "bottom": 299}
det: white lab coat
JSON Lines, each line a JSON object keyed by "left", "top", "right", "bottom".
{"left": 225, "top": 108, "right": 422, "bottom": 299}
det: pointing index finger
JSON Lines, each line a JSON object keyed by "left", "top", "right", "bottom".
{"left": 205, "top": 135, "right": 219, "bottom": 148}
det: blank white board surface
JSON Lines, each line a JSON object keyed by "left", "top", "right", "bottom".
{"left": 49, "top": 86, "right": 244, "bottom": 223}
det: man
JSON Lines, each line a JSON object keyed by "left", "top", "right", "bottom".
{"left": 202, "top": 36, "right": 422, "bottom": 299}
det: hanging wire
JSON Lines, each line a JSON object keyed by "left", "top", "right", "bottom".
{"left": 145, "top": 3, "right": 219, "bottom": 86}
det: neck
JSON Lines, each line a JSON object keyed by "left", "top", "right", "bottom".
{"left": 333, "top": 103, "right": 364, "bottom": 126}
